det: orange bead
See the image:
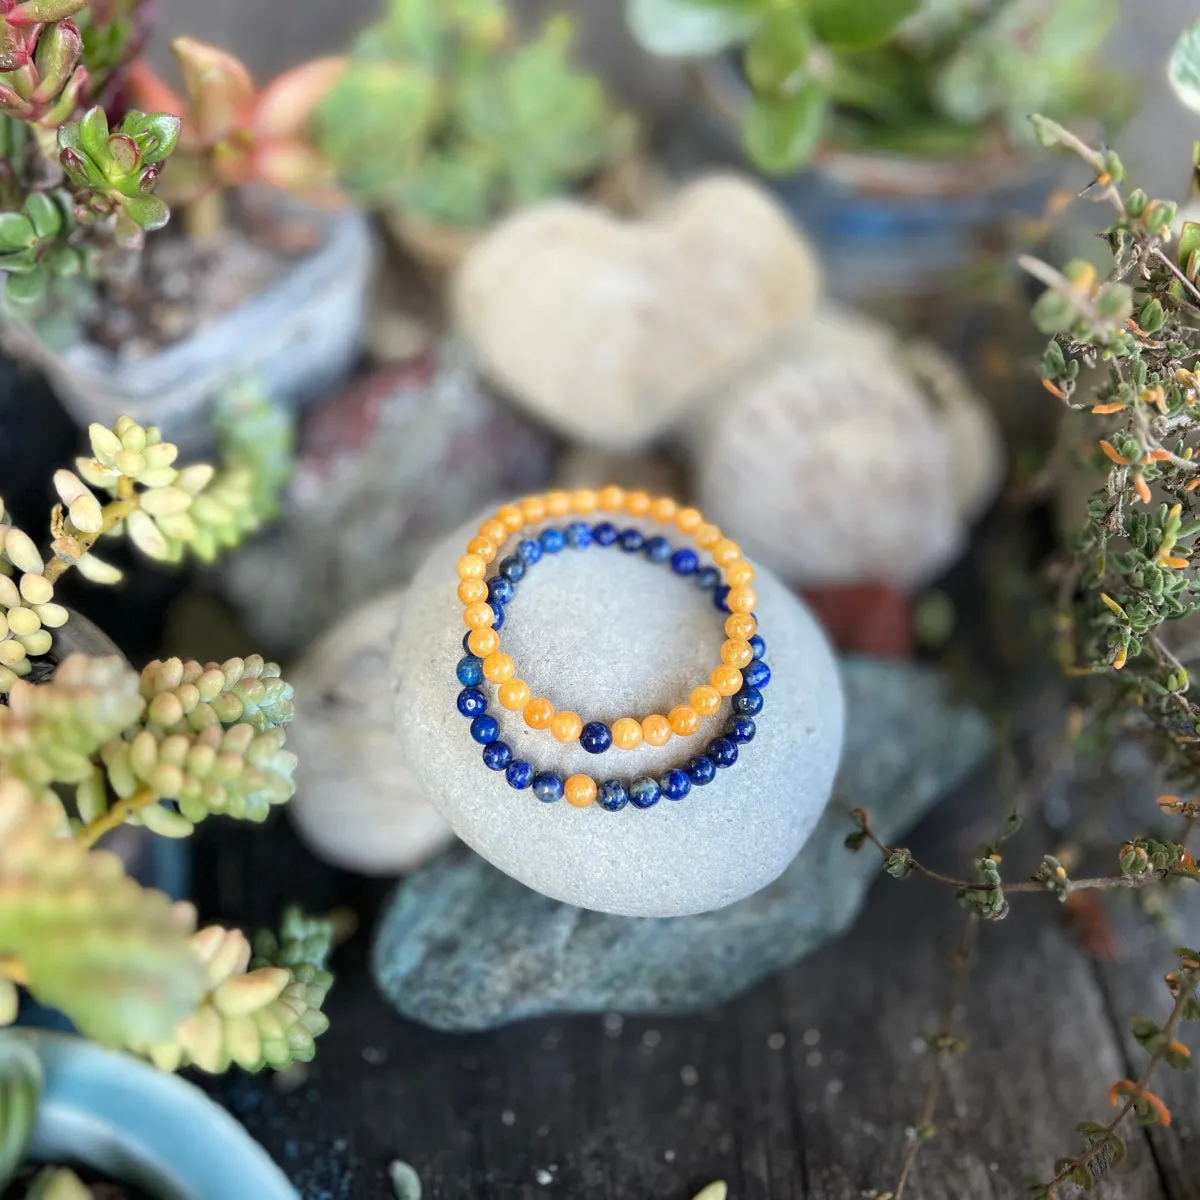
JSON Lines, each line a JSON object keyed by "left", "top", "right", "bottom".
{"left": 499, "top": 678, "right": 531, "bottom": 710}
{"left": 482, "top": 651, "right": 515, "bottom": 683}
{"left": 710, "top": 665, "right": 743, "bottom": 696}
{"left": 458, "top": 578, "right": 488, "bottom": 605}
{"left": 611, "top": 717, "right": 644, "bottom": 751}
{"left": 624, "top": 490, "right": 651, "bottom": 516}
{"left": 675, "top": 507, "right": 702, "bottom": 533}
{"left": 668, "top": 705, "right": 700, "bottom": 737}
{"left": 650, "top": 496, "right": 678, "bottom": 523}
{"left": 520, "top": 495, "right": 546, "bottom": 523}
{"left": 564, "top": 774, "right": 598, "bottom": 808}
{"left": 726, "top": 561, "right": 755, "bottom": 587}
{"left": 545, "top": 490, "right": 571, "bottom": 517}
{"left": 457, "top": 553, "right": 486, "bottom": 580}
{"left": 641, "top": 714, "right": 672, "bottom": 747}
{"left": 463, "top": 601, "right": 495, "bottom": 630}
{"left": 713, "top": 538, "right": 742, "bottom": 567}
{"left": 468, "top": 627, "right": 499, "bottom": 657}
{"left": 690, "top": 685, "right": 722, "bottom": 716}
{"left": 725, "top": 612, "right": 757, "bottom": 641}
{"left": 467, "top": 535, "right": 497, "bottom": 563}
{"left": 551, "top": 710, "right": 583, "bottom": 743}
{"left": 721, "top": 638, "right": 754, "bottom": 668}
{"left": 727, "top": 586, "right": 757, "bottom": 613}
{"left": 598, "top": 485, "right": 625, "bottom": 512}
{"left": 496, "top": 504, "right": 524, "bottom": 532}
{"left": 694, "top": 522, "right": 721, "bottom": 550}
{"left": 524, "top": 697, "right": 555, "bottom": 730}
{"left": 570, "top": 488, "right": 598, "bottom": 515}
{"left": 478, "top": 518, "right": 508, "bottom": 543}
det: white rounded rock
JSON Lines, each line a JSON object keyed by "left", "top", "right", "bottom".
{"left": 393, "top": 514, "right": 845, "bottom": 917}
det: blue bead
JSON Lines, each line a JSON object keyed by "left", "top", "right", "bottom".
{"left": 488, "top": 576, "right": 515, "bottom": 605}
{"left": 592, "top": 522, "right": 619, "bottom": 547}
{"left": 482, "top": 741, "right": 513, "bottom": 770}
{"left": 660, "top": 768, "right": 691, "bottom": 801}
{"left": 532, "top": 772, "right": 564, "bottom": 803}
{"left": 457, "top": 687, "right": 487, "bottom": 718}
{"left": 749, "top": 634, "right": 766, "bottom": 660}
{"left": 506, "top": 760, "right": 533, "bottom": 790}
{"left": 517, "top": 538, "right": 543, "bottom": 565}
{"left": 540, "top": 527, "right": 566, "bottom": 554}
{"left": 619, "top": 527, "right": 645, "bottom": 553}
{"left": 644, "top": 535, "right": 672, "bottom": 563}
{"left": 470, "top": 714, "right": 500, "bottom": 744}
{"left": 499, "top": 555, "right": 526, "bottom": 582}
{"left": 725, "top": 716, "right": 756, "bottom": 744}
{"left": 686, "top": 755, "right": 717, "bottom": 785}
{"left": 456, "top": 655, "right": 484, "bottom": 686}
{"left": 597, "top": 780, "right": 629, "bottom": 812}
{"left": 580, "top": 721, "right": 613, "bottom": 754}
{"left": 629, "top": 777, "right": 661, "bottom": 809}
{"left": 707, "top": 736, "right": 738, "bottom": 767}
{"left": 743, "top": 659, "right": 771, "bottom": 689}
{"left": 565, "top": 521, "right": 593, "bottom": 549}
{"left": 489, "top": 600, "right": 505, "bottom": 630}
{"left": 713, "top": 586, "right": 730, "bottom": 612}
{"left": 462, "top": 632, "right": 473, "bottom": 652}
{"left": 671, "top": 548, "right": 699, "bottom": 575}
{"left": 733, "top": 686, "right": 764, "bottom": 716}
{"left": 695, "top": 566, "right": 720, "bottom": 591}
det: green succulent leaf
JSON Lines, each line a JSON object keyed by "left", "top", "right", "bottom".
{"left": 0, "top": 211, "right": 35, "bottom": 252}
{"left": 1170, "top": 19, "right": 1200, "bottom": 115}
{"left": 77, "top": 103, "right": 111, "bottom": 165}
{"left": 803, "top": 0, "right": 919, "bottom": 51}
{"left": 624, "top": 0, "right": 760, "bottom": 57}
{"left": 118, "top": 191, "right": 169, "bottom": 231}
{"left": 23, "top": 191, "right": 62, "bottom": 240}
{"left": 743, "top": 81, "right": 827, "bottom": 173}
{"left": 744, "top": 11, "right": 813, "bottom": 97}
{"left": 0, "top": 1033, "right": 42, "bottom": 1192}
{"left": 121, "top": 110, "right": 182, "bottom": 165}
{"left": 4, "top": 266, "right": 47, "bottom": 307}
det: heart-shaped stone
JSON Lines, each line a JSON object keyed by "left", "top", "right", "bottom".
{"left": 454, "top": 174, "right": 821, "bottom": 451}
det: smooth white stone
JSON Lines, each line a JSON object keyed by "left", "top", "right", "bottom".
{"left": 392, "top": 513, "right": 845, "bottom": 917}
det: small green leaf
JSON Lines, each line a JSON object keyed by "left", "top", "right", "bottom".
{"left": 624, "top": 0, "right": 761, "bottom": 57}
{"left": 1170, "top": 19, "right": 1200, "bottom": 114}
{"left": 743, "top": 82, "right": 827, "bottom": 174}
{"left": 23, "top": 191, "right": 61, "bottom": 240}
{"left": 4, "top": 266, "right": 47, "bottom": 308}
{"left": 803, "top": 0, "right": 918, "bottom": 51}
{"left": 0, "top": 211, "right": 35, "bottom": 252}
{"left": 77, "top": 104, "right": 111, "bottom": 166}
{"left": 122, "top": 110, "right": 182, "bottom": 165}
{"left": 118, "top": 192, "right": 170, "bottom": 232}
{"left": 744, "top": 11, "right": 812, "bottom": 96}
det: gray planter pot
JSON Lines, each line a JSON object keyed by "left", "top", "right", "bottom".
{"left": 4, "top": 196, "right": 374, "bottom": 455}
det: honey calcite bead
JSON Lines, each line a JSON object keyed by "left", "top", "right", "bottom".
{"left": 727, "top": 586, "right": 757, "bottom": 613}
{"left": 496, "top": 504, "right": 524, "bottom": 532}
{"left": 499, "top": 678, "right": 531, "bottom": 710}
{"left": 726, "top": 561, "right": 755, "bottom": 587}
{"left": 668, "top": 705, "right": 700, "bottom": 737}
{"left": 524, "top": 697, "right": 556, "bottom": 730}
{"left": 458, "top": 578, "right": 488, "bottom": 605}
{"left": 520, "top": 495, "right": 547, "bottom": 523}
{"left": 551, "top": 710, "right": 583, "bottom": 743}
{"left": 725, "top": 612, "right": 757, "bottom": 641}
{"left": 598, "top": 485, "right": 625, "bottom": 511}
{"left": 710, "top": 665, "right": 743, "bottom": 696}
{"left": 721, "top": 639, "right": 754, "bottom": 669}
{"left": 545, "top": 490, "right": 571, "bottom": 517}
{"left": 482, "top": 652, "right": 515, "bottom": 683}
{"left": 675, "top": 507, "right": 702, "bottom": 533}
{"left": 467, "top": 536, "right": 497, "bottom": 563}
{"left": 641, "top": 714, "right": 672, "bottom": 747}
{"left": 564, "top": 774, "right": 598, "bottom": 808}
{"left": 463, "top": 601, "right": 496, "bottom": 630}
{"left": 610, "top": 717, "right": 643, "bottom": 751}
{"left": 713, "top": 539, "right": 742, "bottom": 567}
{"left": 624, "top": 490, "right": 651, "bottom": 517}
{"left": 457, "top": 553, "right": 487, "bottom": 580}
{"left": 571, "top": 488, "right": 598, "bottom": 514}
{"left": 468, "top": 628, "right": 499, "bottom": 657}
{"left": 689, "top": 685, "right": 722, "bottom": 717}
{"left": 478, "top": 519, "right": 508, "bottom": 544}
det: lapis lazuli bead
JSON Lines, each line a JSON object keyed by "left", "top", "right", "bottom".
{"left": 695, "top": 566, "right": 720, "bottom": 591}
{"left": 686, "top": 755, "right": 717, "bottom": 785}
{"left": 532, "top": 771, "right": 564, "bottom": 803}
{"left": 489, "top": 600, "right": 505, "bottom": 630}
{"left": 597, "top": 780, "right": 629, "bottom": 811}
{"left": 713, "top": 585, "right": 730, "bottom": 612}
{"left": 743, "top": 659, "right": 771, "bottom": 689}
{"left": 749, "top": 634, "right": 766, "bottom": 660}
{"left": 470, "top": 714, "right": 500, "bottom": 744}
{"left": 708, "top": 736, "right": 738, "bottom": 767}
{"left": 499, "top": 555, "right": 526, "bottom": 582}
{"left": 506, "top": 760, "right": 534, "bottom": 790}
{"left": 660, "top": 768, "right": 691, "bottom": 801}
{"left": 540, "top": 527, "right": 566, "bottom": 554}
{"left": 457, "top": 687, "right": 487, "bottom": 718}
{"left": 482, "top": 741, "right": 513, "bottom": 771}
{"left": 592, "top": 522, "right": 619, "bottom": 547}
{"left": 565, "top": 521, "right": 592, "bottom": 548}
{"left": 643, "top": 535, "right": 672, "bottom": 563}
{"left": 629, "top": 777, "right": 661, "bottom": 808}
{"left": 733, "top": 686, "right": 764, "bottom": 716}
{"left": 488, "top": 576, "right": 515, "bottom": 605}
{"left": 517, "top": 537, "right": 543, "bottom": 565}
{"left": 456, "top": 655, "right": 484, "bottom": 687}
{"left": 725, "top": 716, "right": 756, "bottom": 744}
{"left": 671, "top": 548, "right": 699, "bottom": 575}
{"left": 619, "top": 527, "right": 645, "bottom": 553}
{"left": 580, "top": 721, "right": 613, "bottom": 754}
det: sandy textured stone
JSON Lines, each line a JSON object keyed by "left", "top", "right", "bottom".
{"left": 454, "top": 174, "right": 822, "bottom": 451}
{"left": 393, "top": 513, "right": 844, "bottom": 917}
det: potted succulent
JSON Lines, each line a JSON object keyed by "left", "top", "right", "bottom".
{"left": 0, "top": 0, "right": 374, "bottom": 455}
{"left": 626, "top": 0, "right": 1129, "bottom": 305}
{"left": 0, "top": 412, "right": 329, "bottom": 1196}
{"left": 314, "top": 0, "right": 637, "bottom": 279}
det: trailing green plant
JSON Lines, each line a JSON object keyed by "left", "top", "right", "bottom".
{"left": 624, "top": 0, "right": 1127, "bottom": 173}
{"left": 315, "top": 0, "right": 636, "bottom": 230}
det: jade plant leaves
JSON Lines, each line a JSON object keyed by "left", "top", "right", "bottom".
{"left": 803, "top": 0, "right": 919, "bottom": 51}
{"left": 1170, "top": 18, "right": 1200, "bottom": 115}
{"left": 624, "top": 0, "right": 761, "bottom": 57}
{"left": 744, "top": 82, "right": 827, "bottom": 175}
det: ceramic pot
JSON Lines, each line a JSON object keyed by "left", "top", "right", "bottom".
{"left": 12, "top": 1029, "right": 298, "bottom": 1200}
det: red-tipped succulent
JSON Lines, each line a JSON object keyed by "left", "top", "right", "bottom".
{"left": 0, "top": 0, "right": 89, "bottom": 126}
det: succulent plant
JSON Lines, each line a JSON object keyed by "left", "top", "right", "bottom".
{"left": 315, "top": 0, "right": 635, "bottom": 229}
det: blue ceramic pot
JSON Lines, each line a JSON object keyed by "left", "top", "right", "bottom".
{"left": 16, "top": 1030, "right": 298, "bottom": 1200}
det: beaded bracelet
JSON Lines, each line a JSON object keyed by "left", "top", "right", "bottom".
{"left": 453, "top": 531, "right": 771, "bottom": 811}
{"left": 455, "top": 488, "right": 758, "bottom": 752}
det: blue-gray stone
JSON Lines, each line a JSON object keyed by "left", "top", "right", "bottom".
{"left": 371, "top": 658, "right": 990, "bottom": 1031}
